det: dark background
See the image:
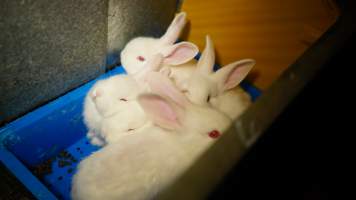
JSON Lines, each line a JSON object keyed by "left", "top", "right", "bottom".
{"left": 209, "top": 22, "right": 354, "bottom": 200}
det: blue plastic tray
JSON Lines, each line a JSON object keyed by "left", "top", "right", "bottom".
{"left": 0, "top": 66, "right": 260, "bottom": 200}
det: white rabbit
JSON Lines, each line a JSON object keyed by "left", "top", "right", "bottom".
{"left": 71, "top": 72, "right": 232, "bottom": 200}
{"left": 120, "top": 10, "right": 253, "bottom": 120}
{"left": 83, "top": 74, "right": 145, "bottom": 146}
{"left": 120, "top": 12, "right": 199, "bottom": 81}
{"left": 83, "top": 54, "right": 164, "bottom": 146}
{"left": 170, "top": 35, "right": 255, "bottom": 120}
{"left": 209, "top": 87, "right": 252, "bottom": 120}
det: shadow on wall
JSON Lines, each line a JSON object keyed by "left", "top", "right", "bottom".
{"left": 0, "top": 0, "right": 179, "bottom": 125}
{"left": 0, "top": 0, "right": 108, "bottom": 125}
{"left": 107, "top": 0, "right": 178, "bottom": 68}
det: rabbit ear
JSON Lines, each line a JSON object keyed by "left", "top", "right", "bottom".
{"left": 197, "top": 35, "right": 215, "bottom": 74}
{"left": 161, "top": 42, "right": 198, "bottom": 65}
{"left": 213, "top": 59, "right": 255, "bottom": 93}
{"left": 160, "top": 12, "right": 187, "bottom": 45}
{"left": 145, "top": 72, "right": 188, "bottom": 107}
{"left": 138, "top": 94, "right": 183, "bottom": 130}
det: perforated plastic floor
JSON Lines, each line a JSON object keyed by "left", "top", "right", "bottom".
{"left": 0, "top": 66, "right": 260, "bottom": 200}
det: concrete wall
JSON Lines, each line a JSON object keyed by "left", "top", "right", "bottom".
{"left": 0, "top": 0, "right": 178, "bottom": 125}
{"left": 107, "top": 0, "right": 177, "bottom": 66}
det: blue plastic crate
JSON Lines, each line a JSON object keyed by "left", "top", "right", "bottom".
{"left": 0, "top": 66, "right": 260, "bottom": 200}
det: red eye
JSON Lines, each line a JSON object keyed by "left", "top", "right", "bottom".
{"left": 208, "top": 130, "right": 221, "bottom": 139}
{"left": 119, "top": 98, "right": 127, "bottom": 102}
{"left": 137, "top": 56, "right": 145, "bottom": 62}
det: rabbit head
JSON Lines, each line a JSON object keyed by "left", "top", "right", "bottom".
{"left": 90, "top": 52, "right": 165, "bottom": 118}
{"left": 180, "top": 35, "right": 255, "bottom": 106}
{"left": 120, "top": 12, "right": 199, "bottom": 76}
{"left": 142, "top": 71, "right": 232, "bottom": 136}
{"left": 90, "top": 75, "right": 143, "bottom": 118}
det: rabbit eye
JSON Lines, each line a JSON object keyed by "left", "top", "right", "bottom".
{"left": 137, "top": 56, "right": 145, "bottom": 62}
{"left": 207, "top": 95, "right": 211, "bottom": 102}
{"left": 208, "top": 130, "right": 221, "bottom": 139}
{"left": 119, "top": 98, "right": 127, "bottom": 102}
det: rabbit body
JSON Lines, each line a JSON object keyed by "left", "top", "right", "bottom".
{"left": 72, "top": 73, "right": 232, "bottom": 200}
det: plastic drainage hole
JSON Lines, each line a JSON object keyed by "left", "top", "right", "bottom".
{"left": 85, "top": 141, "right": 89, "bottom": 145}
{"left": 76, "top": 147, "right": 84, "bottom": 154}
{"left": 57, "top": 176, "right": 63, "bottom": 181}
{"left": 67, "top": 168, "right": 73, "bottom": 174}
{"left": 58, "top": 160, "right": 72, "bottom": 168}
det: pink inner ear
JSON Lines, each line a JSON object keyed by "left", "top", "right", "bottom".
{"left": 138, "top": 94, "right": 181, "bottom": 130}
{"left": 154, "top": 101, "right": 178, "bottom": 122}
{"left": 224, "top": 64, "right": 252, "bottom": 90}
{"left": 146, "top": 72, "right": 188, "bottom": 107}
{"left": 163, "top": 43, "right": 198, "bottom": 65}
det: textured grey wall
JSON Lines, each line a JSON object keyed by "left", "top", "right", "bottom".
{"left": 107, "top": 0, "right": 178, "bottom": 66}
{"left": 0, "top": 0, "right": 108, "bottom": 124}
{"left": 0, "top": 0, "right": 178, "bottom": 125}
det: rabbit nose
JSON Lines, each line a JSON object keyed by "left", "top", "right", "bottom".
{"left": 91, "top": 89, "right": 102, "bottom": 100}
{"left": 137, "top": 56, "right": 145, "bottom": 62}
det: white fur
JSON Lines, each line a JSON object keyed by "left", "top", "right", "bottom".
{"left": 83, "top": 54, "right": 165, "bottom": 145}
{"left": 162, "top": 70, "right": 252, "bottom": 121}
{"left": 100, "top": 100, "right": 148, "bottom": 144}
{"left": 210, "top": 88, "right": 251, "bottom": 120}
{"left": 72, "top": 73, "right": 232, "bottom": 200}
{"left": 83, "top": 87, "right": 105, "bottom": 146}
{"left": 83, "top": 90, "right": 102, "bottom": 136}
{"left": 120, "top": 12, "right": 199, "bottom": 82}
{"left": 83, "top": 75, "right": 146, "bottom": 145}
{"left": 121, "top": 37, "right": 161, "bottom": 75}
{"left": 174, "top": 36, "right": 255, "bottom": 120}
{"left": 119, "top": 12, "right": 253, "bottom": 121}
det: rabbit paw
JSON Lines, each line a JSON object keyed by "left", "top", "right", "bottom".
{"left": 90, "top": 136, "right": 105, "bottom": 146}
